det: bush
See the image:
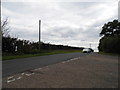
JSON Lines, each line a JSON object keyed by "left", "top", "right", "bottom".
{"left": 98, "top": 36, "right": 120, "bottom": 54}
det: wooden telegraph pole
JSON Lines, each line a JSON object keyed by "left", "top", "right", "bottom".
{"left": 90, "top": 43, "right": 91, "bottom": 48}
{"left": 39, "top": 20, "right": 41, "bottom": 51}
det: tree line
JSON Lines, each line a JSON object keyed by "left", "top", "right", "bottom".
{"left": 98, "top": 19, "right": 120, "bottom": 54}
{"left": 1, "top": 18, "right": 83, "bottom": 55}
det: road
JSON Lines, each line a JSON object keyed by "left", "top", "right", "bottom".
{"left": 3, "top": 53, "right": 118, "bottom": 88}
{"left": 3, "top": 52, "right": 87, "bottom": 77}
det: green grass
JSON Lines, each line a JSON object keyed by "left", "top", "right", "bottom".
{"left": 98, "top": 52, "right": 120, "bottom": 56}
{"left": 2, "top": 50, "right": 82, "bottom": 61}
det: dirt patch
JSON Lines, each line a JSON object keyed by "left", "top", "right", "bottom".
{"left": 2, "top": 53, "right": 118, "bottom": 88}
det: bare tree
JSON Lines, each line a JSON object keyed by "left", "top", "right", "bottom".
{"left": 1, "top": 18, "right": 10, "bottom": 37}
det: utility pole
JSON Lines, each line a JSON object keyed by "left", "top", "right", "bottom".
{"left": 118, "top": 0, "right": 120, "bottom": 22}
{"left": 90, "top": 43, "right": 91, "bottom": 48}
{"left": 39, "top": 20, "right": 41, "bottom": 51}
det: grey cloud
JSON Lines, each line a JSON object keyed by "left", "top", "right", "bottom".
{"left": 42, "top": 25, "right": 99, "bottom": 42}
{"left": 2, "top": 1, "right": 118, "bottom": 51}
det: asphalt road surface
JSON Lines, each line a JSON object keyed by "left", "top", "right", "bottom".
{"left": 3, "top": 52, "right": 87, "bottom": 77}
{"left": 3, "top": 53, "right": 118, "bottom": 88}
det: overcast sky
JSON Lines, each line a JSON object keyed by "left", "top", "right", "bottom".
{"left": 1, "top": 0, "right": 119, "bottom": 51}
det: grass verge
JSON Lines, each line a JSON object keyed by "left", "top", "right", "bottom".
{"left": 2, "top": 50, "right": 81, "bottom": 61}
{"left": 98, "top": 52, "right": 120, "bottom": 56}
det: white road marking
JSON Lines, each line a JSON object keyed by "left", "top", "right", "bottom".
{"left": 25, "top": 74, "right": 32, "bottom": 76}
{"left": 16, "top": 76, "right": 22, "bottom": 80}
{"left": 21, "top": 73, "right": 25, "bottom": 75}
{"left": 62, "top": 57, "right": 80, "bottom": 63}
{"left": 8, "top": 76, "right": 14, "bottom": 80}
{"left": 7, "top": 78, "right": 15, "bottom": 83}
